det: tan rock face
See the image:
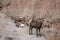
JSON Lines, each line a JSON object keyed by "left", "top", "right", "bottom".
{"left": 4, "top": 0, "right": 60, "bottom": 19}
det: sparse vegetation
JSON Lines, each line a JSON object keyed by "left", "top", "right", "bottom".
{"left": 0, "top": 0, "right": 60, "bottom": 40}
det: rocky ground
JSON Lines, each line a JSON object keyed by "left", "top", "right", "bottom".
{"left": 0, "top": 11, "right": 60, "bottom": 40}
{"left": 0, "top": 13, "right": 46, "bottom": 40}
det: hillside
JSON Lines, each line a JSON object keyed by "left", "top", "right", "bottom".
{"left": 0, "top": 0, "right": 60, "bottom": 40}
